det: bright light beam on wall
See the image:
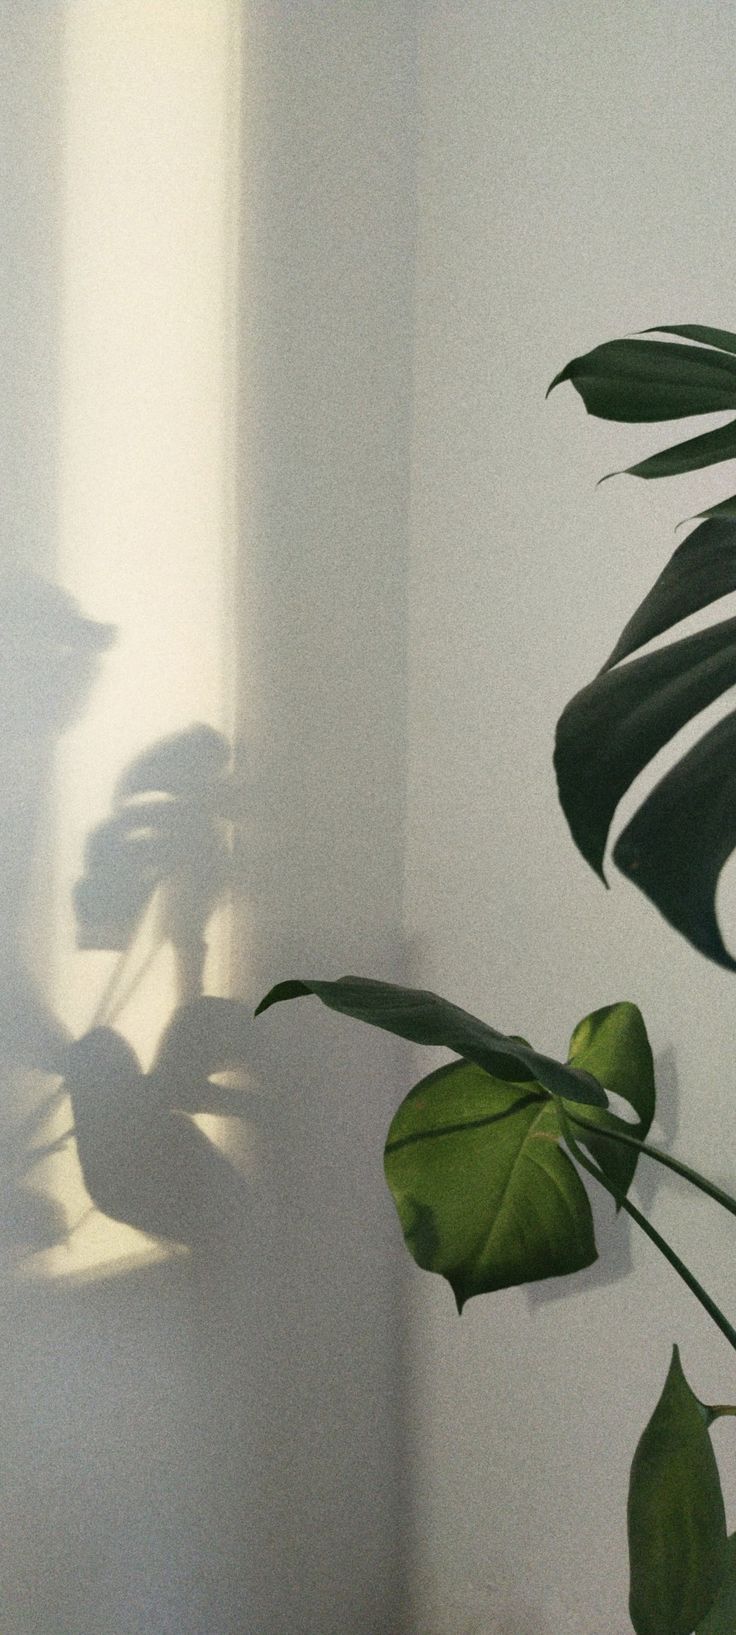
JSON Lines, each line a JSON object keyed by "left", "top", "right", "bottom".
{"left": 28, "top": 0, "right": 241, "bottom": 1281}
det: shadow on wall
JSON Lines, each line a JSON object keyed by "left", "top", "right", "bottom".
{"left": 0, "top": 566, "right": 261, "bottom": 1266}
{"left": 0, "top": 566, "right": 409, "bottom": 1635}
{"left": 0, "top": 568, "right": 275, "bottom": 1634}
{"left": 526, "top": 1046, "right": 679, "bottom": 1315}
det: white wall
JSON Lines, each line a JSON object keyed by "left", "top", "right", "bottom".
{"left": 1, "top": 5, "right": 418, "bottom": 1633}
{"left": 7, "top": 5, "right": 736, "bottom": 1633}
{"left": 404, "top": 4, "right": 736, "bottom": 1631}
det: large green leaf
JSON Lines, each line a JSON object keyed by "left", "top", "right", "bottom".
{"left": 628, "top": 1347, "right": 728, "bottom": 1635}
{"left": 601, "top": 519, "right": 736, "bottom": 672}
{"left": 555, "top": 615, "right": 736, "bottom": 878}
{"left": 548, "top": 337, "right": 736, "bottom": 422}
{"left": 613, "top": 708, "right": 736, "bottom": 970}
{"left": 565, "top": 1002, "right": 655, "bottom": 1201}
{"left": 696, "top": 1535, "right": 736, "bottom": 1633}
{"left": 552, "top": 319, "right": 736, "bottom": 966}
{"left": 383, "top": 1059, "right": 596, "bottom": 1310}
{"left": 255, "top": 976, "right": 608, "bottom": 1108}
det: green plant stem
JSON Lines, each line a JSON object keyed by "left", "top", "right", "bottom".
{"left": 569, "top": 1110, "right": 736, "bottom": 1222}
{"left": 557, "top": 1103, "right": 736, "bottom": 1357}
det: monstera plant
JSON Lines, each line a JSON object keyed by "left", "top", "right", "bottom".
{"left": 257, "top": 325, "right": 736, "bottom": 1632}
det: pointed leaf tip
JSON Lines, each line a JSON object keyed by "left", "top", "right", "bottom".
{"left": 254, "top": 976, "right": 608, "bottom": 1107}
{"left": 628, "top": 1345, "right": 727, "bottom": 1635}
{"left": 254, "top": 979, "right": 310, "bottom": 1017}
{"left": 385, "top": 1059, "right": 596, "bottom": 1307}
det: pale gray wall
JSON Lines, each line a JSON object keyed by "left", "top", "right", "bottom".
{"left": 404, "top": 4, "right": 736, "bottom": 1632}
{"left": 6, "top": 5, "right": 736, "bottom": 1634}
{"left": 1, "top": 5, "right": 418, "bottom": 1633}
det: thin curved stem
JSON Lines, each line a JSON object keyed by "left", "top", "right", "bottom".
{"left": 569, "top": 1109, "right": 736, "bottom": 1222}
{"left": 557, "top": 1102, "right": 736, "bottom": 1356}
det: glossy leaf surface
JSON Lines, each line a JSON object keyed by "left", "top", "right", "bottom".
{"left": 628, "top": 1347, "right": 727, "bottom": 1635}
{"left": 256, "top": 976, "right": 608, "bottom": 1108}
{"left": 383, "top": 1058, "right": 596, "bottom": 1310}
{"left": 565, "top": 1002, "right": 655, "bottom": 1200}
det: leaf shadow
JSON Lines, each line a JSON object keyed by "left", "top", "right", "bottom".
{"left": 526, "top": 1045, "right": 679, "bottom": 1312}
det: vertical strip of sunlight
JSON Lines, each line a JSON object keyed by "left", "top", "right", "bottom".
{"left": 27, "top": 0, "right": 242, "bottom": 1281}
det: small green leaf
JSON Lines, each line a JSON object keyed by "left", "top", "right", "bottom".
{"left": 614, "top": 707, "right": 736, "bottom": 970}
{"left": 384, "top": 1059, "right": 596, "bottom": 1310}
{"left": 548, "top": 337, "right": 736, "bottom": 422}
{"left": 255, "top": 977, "right": 608, "bottom": 1108}
{"left": 696, "top": 1534, "right": 736, "bottom": 1633}
{"left": 565, "top": 1002, "right": 655, "bottom": 1200}
{"left": 602, "top": 519, "right": 736, "bottom": 672}
{"left": 611, "top": 415, "right": 736, "bottom": 481}
{"left": 555, "top": 615, "right": 736, "bottom": 878}
{"left": 628, "top": 1346, "right": 728, "bottom": 1635}
{"left": 684, "top": 495, "right": 736, "bottom": 524}
{"left": 643, "top": 325, "right": 736, "bottom": 358}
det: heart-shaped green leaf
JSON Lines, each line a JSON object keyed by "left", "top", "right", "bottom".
{"left": 602, "top": 519, "right": 736, "bottom": 672}
{"left": 696, "top": 1534, "right": 736, "bottom": 1633}
{"left": 548, "top": 337, "right": 736, "bottom": 422}
{"left": 383, "top": 1059, "right": 596, "bottom": 1310}
{"left": 255, "top": 976, "right": 608, "bottom": 1108}
{"left": 555, "top": 615, "right": 736, "bottom": 878}
{"left": 628, "top": 1346, "right": 728, "bottom": 1635}
{"left": 613, "top": 708, "right": 736, "bottom": 970}
{"left": 565, "top": 1002, "right": 655, "bottom": 1201}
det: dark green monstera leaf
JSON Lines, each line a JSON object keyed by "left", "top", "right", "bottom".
{"left": 628, "top": 1347, "right": 727, "bottom": 1635}
{"left": 255, "top": 975, "right": 608, "bottom": 1108}
{"left": 613, "top": 709, "right": 736, "bottom": 969}
{"left": 551, "top": 322, "right": 736, "bottom": 967}
{"left": 555, "top": 613, "right": 736, "bottom": 880}
{"left": 256, "top": 985, "right": 658, "bottom": 1308}
{"left": 383, "top": 1058, "right": 596, "bottom": 1310}
{"left": 601, "top": 518, "right": 736, "bottom": 671}
{"left": 548, "top": 326, "right": 736, "bottom": 476}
